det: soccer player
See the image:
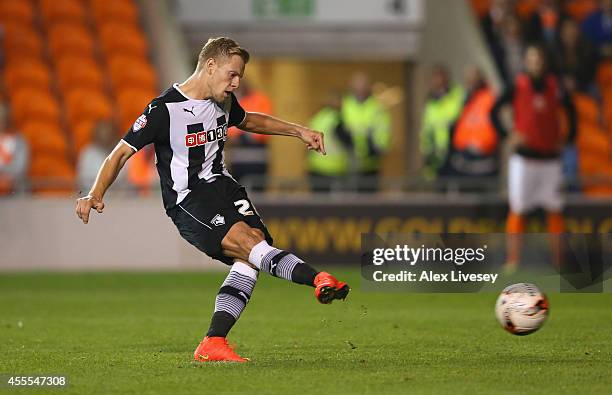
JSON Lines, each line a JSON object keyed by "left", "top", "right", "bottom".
{"left": 491, "top": 44, "right": 576, "bottom": 270}
{"left": 75, "top": 37, "right": 350, "bottom": 362}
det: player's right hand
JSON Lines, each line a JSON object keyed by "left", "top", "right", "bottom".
{"left": 76, "top": 195, "right": 105, "bottom": 224}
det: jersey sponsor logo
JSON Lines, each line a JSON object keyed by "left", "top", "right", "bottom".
{"left": 211, "top": 214, "right": 225, "bottom": 226}
{"left": 185, "top": 123, "right": 228, "bottom": 148}
{"left": 132, "top": 114, "right": 147, "bottom": 132}
{"left": 183, "top": 106, "right": 196, "bottom": 116}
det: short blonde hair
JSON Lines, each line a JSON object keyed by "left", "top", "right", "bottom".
{"left": 197, "top": 37, "right": 250, "bottom": 70}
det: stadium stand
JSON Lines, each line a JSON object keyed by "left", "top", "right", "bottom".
{"left": 0, "top": 0, "right": 158, "bottom": 195}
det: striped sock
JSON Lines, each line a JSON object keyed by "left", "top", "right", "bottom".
{"left": 248, "top": 241, "right": 319, "bottom": 286}
{"left": 206, "top": 261, "right": 257, "bottom": 338}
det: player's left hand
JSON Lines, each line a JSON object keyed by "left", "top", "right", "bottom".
{"left": 298, "top": 128, "right": 326, "bottom": 155}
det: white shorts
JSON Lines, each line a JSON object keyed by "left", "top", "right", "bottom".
{"left": 508, "top": 154, "right": 563, "bottom": 214}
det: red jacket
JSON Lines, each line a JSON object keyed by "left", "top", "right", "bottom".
{"left": 512, "top": 73, "right": 562, "bottom": 154}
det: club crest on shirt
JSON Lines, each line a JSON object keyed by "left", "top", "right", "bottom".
{"left": 211, "top": 214, "right": 225, "bottom": 226}
{"left": 133, "top": 114, "right": 147, "bottom": 132}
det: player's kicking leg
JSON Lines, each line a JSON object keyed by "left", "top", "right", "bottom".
{"left": 194, "top": 222, "right": 350, "bottom": 362}
{"left": 222, "top": 221, "right": 350, "bottom": 303}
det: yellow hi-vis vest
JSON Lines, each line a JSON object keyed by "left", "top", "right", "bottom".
{"left": 342, "top": 95, "right": 391, "bottom": 172}
{"left": 307, "top": 107, "right": 350, "bottom": 175}
{"left": 420, "top": 84, "right": 464, "bottom": 178}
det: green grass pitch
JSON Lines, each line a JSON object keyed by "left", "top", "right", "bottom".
{"left": 1, "top": 269, "right": 611, "bottom": 394}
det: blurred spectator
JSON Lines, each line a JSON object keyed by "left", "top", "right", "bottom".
{"left": 342, "top": 72, "right": 391, "bottom": 192}
{"left": 308, "top": 93, "right": 352, "bottom": 192}
{"left": 481, "top": 0, "right": 516, "bottom": 47}
{"left": 524, "top": 0, "right": 569, "bottom": 46}
{"left": 447, "top": 66, "right": 500, "bottom": 180}
{"left": 496, "top": 15, "right": 527, "bottom": 85}
{"left": 557, "top": 65, "right": 586, "bottom": 192}
{"left": 491, "top": 45, "right": 576, "bottom": 269}
{"left": 227, "top": 79, "right": 273, "bottom": 190}
{"left": 481, "top": 0, "right": 520, "bottom": 84}
{"left": 0, "top": 104, "right": 28, "bottom": 194}
{"left": 420, "top": 65, "right": 464, "bottom": 179}
{"left": 581, "top": 0, "right": 612, "bottom": 59}
{"left": 77, "top": 120, "right": 126, "bottom": 193}
{"left": 552, "top": 18, "right": 600, "bottom": 93}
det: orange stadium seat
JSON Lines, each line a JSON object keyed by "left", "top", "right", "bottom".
{"left": 116, "top": 88, "right": 158, "bottom": 131}
{"left": 64, "top": 88, "right": 113, "bottom": 126}
{"left": 583, "top": 186, "right": 612, "bottom": 196}
{"left": 564, "top": 0, "right": 598, "bottom": 21}
{"left": 577, "top": 115, "right": 612, "bottom": 197}
{"left": 29, "top": 154, "right": 75, "bottom": 195}
{"left": 90, "top": 0, "right": 138, "bottom": 24}
{"left": 602, "top": 89, "right": 612, "bottom": 118}
{"left": 55, "top": 55, "right": 105, "bottom": 91}
{"left": 605, "top": 97, "right": 612, "bottom": 126}
{"left": 470, "top": 0, "right": 491, "bottom": 17}
{"left": 10, "top": 88, "right": 61, "bottom": 127}
{"left": 580, "top": 156, "right": 612, "bottom": 196}
{"left": 107, "top": 55, "right": 157, "bottom": 91}
{"left": 4, "top": 60, "right": 52, "bottom": 94}
{"left": 2, "top": 24, "right": 45, "bottom": 62}
{"left": 573, "top": 94, "right": 600, "bottom": 126}
{"left": 3, "top": 43, "right": 45, "bottom": 64}
{"left": 597, "top": 62, "right": 612, "bottom": 88}
{"left": 72, "top": 119, "right": 97, "bottom": 153}
{"left": 99, "top": 22, "right": 148, "bottom": 57}
{"left": 0, "top": 0, "right": 35, "bottom": 25}
{"left": 577, "top": 123, "right": 610, "bottom": 154}
{"left": 48, "top": 23, "right": 95, "bottom": 58}
{"left": 40, "top": 0, "right": 86, "bottom": 24}
{"left": 22, "top": 120, "right": 76, "bottom": 194}
{"left": 516, "top": 0, "right": 539, "bottom": 18}
{"left": 21, "top": 121, "right": 69, "bottom": 156}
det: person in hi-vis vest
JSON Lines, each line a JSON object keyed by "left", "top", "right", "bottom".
{"left": 420, "top": 65, "right": 464, "bottom": 180}
{"left": 308, "top": 93, "right": 353, "bottom": 192}
{"left": 342, "top": 72, "right": 391, "bottom": 192}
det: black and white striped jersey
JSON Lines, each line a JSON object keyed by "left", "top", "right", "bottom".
{"left": 121, "top": 84, "right": 246, "bottom": 210}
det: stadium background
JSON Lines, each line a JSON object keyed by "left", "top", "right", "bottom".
{"left": 1, "top": 1, "right": 612, "bottom": 394}
{"left": 1, "top": 0, "right": 611, "bottom": 270}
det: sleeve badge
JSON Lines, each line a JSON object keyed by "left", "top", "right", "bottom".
{"left": 133, "top": 114, "right": 148, "bottom": 132}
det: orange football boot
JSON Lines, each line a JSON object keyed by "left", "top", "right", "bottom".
{"left": 193, "top": 336, "right": 248, "bottom": 362}
{"left": 314, "top": 272, "right": 350, "bottom": 304}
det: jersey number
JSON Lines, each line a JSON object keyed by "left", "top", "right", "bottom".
{"left": 234, "top": 199, "right": 254, "bottom": 216}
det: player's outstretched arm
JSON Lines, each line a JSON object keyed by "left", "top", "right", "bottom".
{"left": 240, "top": 112, "right": 326, "bottom": 155}
{"left": 76, "top": 141, "right": 135, "bottom": 224}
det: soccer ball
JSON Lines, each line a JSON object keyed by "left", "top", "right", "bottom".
{"left": 495, "top": 283, "right": 549, "bottom": 335}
